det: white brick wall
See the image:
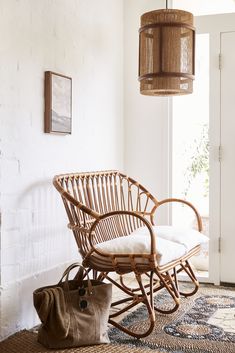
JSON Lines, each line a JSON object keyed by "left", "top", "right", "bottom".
{"left": 0, "top": 0, "right": 123, "bottom": 340}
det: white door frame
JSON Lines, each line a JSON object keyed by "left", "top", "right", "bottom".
{"left": 169, "top": 13, "right": 235, "bottom": 285}
{"left": 197, "top": 13, "right": 235, "bottom": 285}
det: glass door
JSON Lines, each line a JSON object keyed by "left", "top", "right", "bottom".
{"left": 172, "top": 33, "right": 210, "bottom": 279}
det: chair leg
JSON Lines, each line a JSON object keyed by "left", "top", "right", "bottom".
{"left": 178, "top": 260, "right": 199, "bottom": 297}
{"left": 108, "top": 272, "right": 155, "bottom": 338}
{"left": 98, "top": 262, "right": 199, "bottom": 338}
{"left": 119, "top": 273, "right": 157, "bottom": 294}
{"left": 153, "top": 270, "right": 180, "bottom": 314}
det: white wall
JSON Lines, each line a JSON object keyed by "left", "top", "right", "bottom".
{"left": 0, "top": 0, "right": 123, "bottom": 340}
{"left": 123, "top": 0, "right": 170, "bottom": 224}
{"left": 173, "top": 0, "right": 235, "bottom": 15}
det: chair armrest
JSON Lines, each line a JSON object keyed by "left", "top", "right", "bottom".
{"left": 89, "top": 210, "right": 156, "bottom": 255}
{"left": 155, "top": 198, "right": 203, "bottom": 232}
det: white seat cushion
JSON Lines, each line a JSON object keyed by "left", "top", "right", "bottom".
{"left": 131, "top": 225, "right": 208, "bottom": 251}
{"left": 95, "top": 233, "right": 187, "bottom": 266}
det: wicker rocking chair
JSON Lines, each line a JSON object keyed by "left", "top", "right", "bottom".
{"left": 53, "top": 170, "right": 207, "bottom": 338}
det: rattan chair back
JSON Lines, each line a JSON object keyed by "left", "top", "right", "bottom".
{"left": 53, "top": 170, "right": 202, "bottom": 339}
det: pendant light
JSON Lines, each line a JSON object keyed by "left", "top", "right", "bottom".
{"left": 138, "top": 0, "right": 195, "bottom": 96}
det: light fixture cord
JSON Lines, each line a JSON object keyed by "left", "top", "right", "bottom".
{"left": 166, "top": 0, "right": 168, "bottom": 9}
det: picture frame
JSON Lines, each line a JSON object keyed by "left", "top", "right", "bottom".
{"left": 44, "top": 71, "right": 72, "bottom": 134}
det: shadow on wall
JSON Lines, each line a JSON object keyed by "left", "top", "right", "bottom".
{"left": 0, "top": 178, "right": 80, "bottom": 340}
{"left": 15, "top": 179, "right": 78, "bottom": 279}
{"left": 3, "top": 177, "right": 78, "bottom": 287}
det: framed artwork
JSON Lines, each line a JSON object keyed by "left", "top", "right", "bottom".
{"left": 44, "top": 71, "right": 72, "bottom": 134}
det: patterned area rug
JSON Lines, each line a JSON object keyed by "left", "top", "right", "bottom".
{"left": 109, "top": 284, "right": 235, "bottom": 353}
{"left": 1, "top": 284, "right": 235, "bottom": 353}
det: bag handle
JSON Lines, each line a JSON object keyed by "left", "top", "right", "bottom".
{"left": 59, "top": 263, "right": 86, "bottom": 281}
{"left": 58, "top": 263, "right": 93, "bottom": 295}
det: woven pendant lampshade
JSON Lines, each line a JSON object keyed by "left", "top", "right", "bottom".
{"left": 139, "top": 9, "right": 195, "bottom": 96}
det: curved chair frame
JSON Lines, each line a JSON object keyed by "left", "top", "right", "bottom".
{"left": 53, "top": 170, "right": 202, "bottom": 338}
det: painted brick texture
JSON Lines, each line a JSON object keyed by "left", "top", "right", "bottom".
{"left": 0, "top": 0, "right": 123, "bottom": 340}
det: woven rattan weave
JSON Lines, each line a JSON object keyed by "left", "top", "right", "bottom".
{"left": 53, "top": 170, "right": 202, "bottom": 338}
{"left": 139, "top": 9, "right": 195, "bottom": 95}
